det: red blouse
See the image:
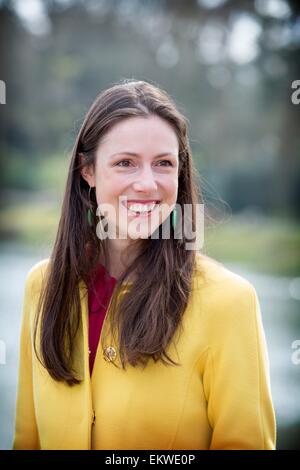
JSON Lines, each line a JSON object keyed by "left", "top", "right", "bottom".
{"left": 87, "top": 263, "right": 117, "bottom": 375}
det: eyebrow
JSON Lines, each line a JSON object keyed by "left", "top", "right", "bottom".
{"left": 109, "top": 151, "right": 177, "bottom": 159}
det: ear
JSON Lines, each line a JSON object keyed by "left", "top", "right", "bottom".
{"left": 79, "top": 154, "right": 96, "bottom": 187}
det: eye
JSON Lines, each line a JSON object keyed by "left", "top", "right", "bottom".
{"left": 115, "top": 160, "right": 133, "bottom": 167}
{"left": 157, "top": 160, "right": 173, "bottom": 167}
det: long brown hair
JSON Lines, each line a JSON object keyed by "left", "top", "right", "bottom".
{"left": 34, "top": 79, "right": 203, "bottom": 385}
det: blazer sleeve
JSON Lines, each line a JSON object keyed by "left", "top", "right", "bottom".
{"left": 202, "top": 280, "right": 276, "bottom": 450}
{"left": 12, "top": 273, "right": 40, "bottom": 450}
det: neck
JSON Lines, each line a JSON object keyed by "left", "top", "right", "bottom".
{"left": 103, "top": 238, "right": 141, "bottom": 281}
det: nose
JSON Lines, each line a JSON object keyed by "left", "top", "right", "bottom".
{"left": 132, "top": 165, "right": 158, "bottom": 193}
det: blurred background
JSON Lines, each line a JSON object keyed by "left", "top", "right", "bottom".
{"left": 0, "top": 0, "right": 300, "bottom": 450}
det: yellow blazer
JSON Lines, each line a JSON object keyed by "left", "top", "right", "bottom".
{"left": 13, "top": 253, "right": 276, "bottom": 450}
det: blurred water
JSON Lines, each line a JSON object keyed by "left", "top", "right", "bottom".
{"left": 0, "top": 244, "right": 299, "bottom": 449}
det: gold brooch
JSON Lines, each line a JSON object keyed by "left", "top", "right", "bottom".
{"left": 103, "top": 346, "right": 117, "bottom": 362}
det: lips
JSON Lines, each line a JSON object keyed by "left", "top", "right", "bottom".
{"left": 124, "top": 200, "right": 160, "bottom": 204}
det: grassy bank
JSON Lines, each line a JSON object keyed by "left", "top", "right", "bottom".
{"left": 204, "top": 213, "right": 300, "bottom": 277}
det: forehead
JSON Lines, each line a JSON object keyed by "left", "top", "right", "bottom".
{"left": 97, "top": 115, "right": 179, "bottom": 156}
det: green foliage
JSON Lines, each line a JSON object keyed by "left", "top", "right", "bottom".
{"left": 1, "top": 151, "right": 68, "bottom": 192}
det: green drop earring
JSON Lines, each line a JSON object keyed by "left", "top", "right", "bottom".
{"left": 87, "top": 186, "right": 94, "bottom": 227}
{"left": 171, "top": 208, "right": 177, "bottom": 230}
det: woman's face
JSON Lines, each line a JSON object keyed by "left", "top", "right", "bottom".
{"left": 83, "top": 114, "right": 179, "bottom": 241}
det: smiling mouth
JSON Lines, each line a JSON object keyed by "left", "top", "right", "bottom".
{"left": 121, "top": 201, "right": 161, "bottom": 217}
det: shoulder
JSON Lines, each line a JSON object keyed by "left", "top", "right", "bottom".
{"left": 24, "top": 258, "right": 51, "bottom": 299}
{"left": 192, "top": 252, "right": 258, "bottom": 323}
{"left": 20, "top": 259, "right": 51, "bottom": 329}
{"left": 193, "top": 251, "right": 256, "bottom": 296}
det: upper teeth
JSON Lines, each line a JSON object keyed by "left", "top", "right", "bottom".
{"left": 127, "top": 202, "right": 157, "bottom": 212}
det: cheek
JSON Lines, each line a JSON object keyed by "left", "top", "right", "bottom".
{"left": 163, "top": 177, "right": 178, "bottom": 199}
{"left": 103, "top": 170, "right": 130, "bottom": 190}
{"left": 94, "top": 170, "right": 122, "bottom": 203}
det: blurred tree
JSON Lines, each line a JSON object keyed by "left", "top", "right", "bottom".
{"left": 0, "top": 0, "right": 299, "bottom": 216}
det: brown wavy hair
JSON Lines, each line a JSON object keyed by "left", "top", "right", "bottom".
{"left": 34, "top": 78, "right": 203, "bottom": 385}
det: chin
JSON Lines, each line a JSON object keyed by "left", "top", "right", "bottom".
{"left": 125, "top": 219, "right": 159, "bottom": 240}
{"left": 127, "top": 230, "right": 153, "bottom": 240}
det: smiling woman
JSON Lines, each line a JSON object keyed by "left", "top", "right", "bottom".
{"left": 13, "top": 79, "right": 276, "bottom": 450}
